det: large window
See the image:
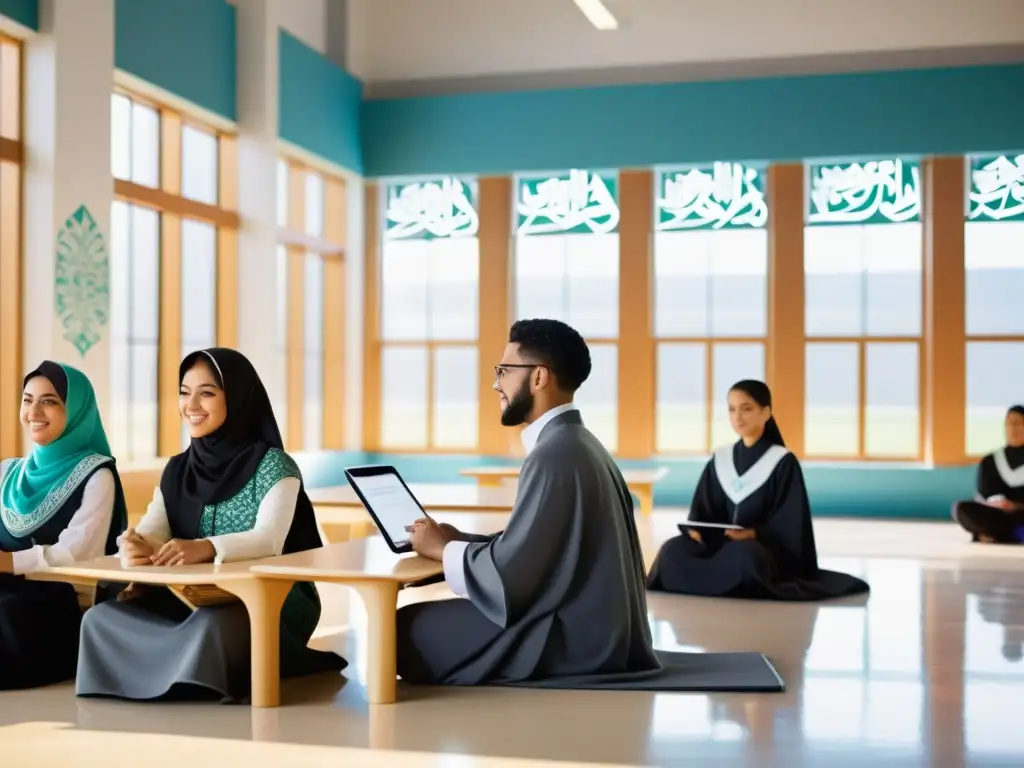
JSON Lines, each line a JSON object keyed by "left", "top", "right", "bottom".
{"left": 803, "top": 160, "right": 923, "bottom": 460}
{"left": 0, "top": 36, "right": 21, "bottom": 458}
{"left": 109, "top": 89, "right": 239, "bottom": 459}
{"left": 964, "top": 154, "right": 1024, "bottom": 455}
{"left": 378, "top": 177, "right": 479, "bottom": 450}
{"left": 653, "top": 164, "right": 768, "bottom": 453}
{"left": 277, "top": 160, "right": 347, "bottom": 452}
{"left": 513, "top": 170, "right": 619, "bottom": 449}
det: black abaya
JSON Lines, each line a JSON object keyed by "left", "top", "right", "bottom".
{"left": 646, "top": 437, "right": 869, "bottom": 601}
{"left": 953, "top": 445, "right": 1024, "bottom": 544}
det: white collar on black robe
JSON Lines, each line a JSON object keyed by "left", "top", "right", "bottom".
{"left": 522, "top": 403, "right": 578, "bottom": 456}
{"left": 993, "top": 447, "right": 1024, "bottom": 488}
{"left": 713, "top": 442, "right": 791, "bottom": 505}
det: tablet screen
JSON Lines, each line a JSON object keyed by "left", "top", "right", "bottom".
{"left": 684, "top": 520, "right": 743, "bottom": 530}
{"left": 347, "top": 471, "right": 424, "bottom": 545}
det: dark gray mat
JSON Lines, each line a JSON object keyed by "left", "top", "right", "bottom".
{"left": 497, "top": 651, "right": 784, "bottom": 692}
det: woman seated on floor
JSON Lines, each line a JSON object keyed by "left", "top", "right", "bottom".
{"left": 953, "top": 405, "right": 1024, "bottom": 544}
{"left": 646, "top": 379, "right": 869, "bottom": 601}
{"left": 0, "top": 361, "right": 127, "bottom": 690}
{"left": 76, "top": 348, "right": 345, "bottom": 703}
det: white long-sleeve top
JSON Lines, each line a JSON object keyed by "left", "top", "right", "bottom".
{"left": 123, "top": 477, "right": 300, "bottom": 565}
{"left": 4, "top": 467, "right": 116, "bottom": 575}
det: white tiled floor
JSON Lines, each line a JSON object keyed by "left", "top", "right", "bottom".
{"left": 3, "top": 514, "right": 1023, "bottom": 767}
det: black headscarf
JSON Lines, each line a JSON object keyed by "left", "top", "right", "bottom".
{"left": 160, "top": 348, "right": 322, "bottom": 553}
{"left": 24, "top": 360, "right": 69, "bottom": 402}
{"left": 730, "top": 379, "right": 786, "bottom": 447}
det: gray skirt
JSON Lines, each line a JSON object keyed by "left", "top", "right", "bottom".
{"left": 76, "top": 587, "right": 345, "bottom": 703}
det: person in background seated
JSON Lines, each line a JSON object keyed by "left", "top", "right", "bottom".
{"left": 0, "top": 361, "right": 127, "bottom": 689}
{"left": 646, "top": 379, "right": 869, "bottom": 601}
{"left": 76, "top": 348, "right": 344, "bottom": 702}
{"left": 397, "top": 319, "right": 661, "bottom": 685}
{"left": 952, "top": 405, "right": 1024, "bottom": 544}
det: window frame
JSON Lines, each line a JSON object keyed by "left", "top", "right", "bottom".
{"left": 111, "top": 86, "right": 239, "bottom": 459}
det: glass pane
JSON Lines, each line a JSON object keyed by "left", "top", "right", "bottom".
{"left": 574, "top": 343, "right": 618, "bottom": 451}
{"left": 709, "top": 228, "right": 767, "bottom": 337}
{"left": 428, "top": 238, "right": 479, "bottom": 341}
{"left": 433, "top": 346, "right": 479, "bottom": 449}
{"left": 515, "top": 235, "right": 567, "bottom": 323}
{"left": 130, "top": 101, "right": 160, "bottom": 188}
{"left": 805, "top": 226, "right": 863, "bottom": 336}
{"left": 863, "top": 223, "right": 922, "bottom": 336}
{"left": 653, "top": 231, "right": 710, "bottom": 337}
{"left": 381, "top": 345, "right": 428, "bottom": 447}
{"left": 966, "top": 222, "right": 1024, "bottom": 336}
{"left": 565, "top": 234, "right": 619, "bottom": 338}
{"left": 805, "top": 342, "right": 859, "bottom": 456}
{"left": 275, "top": 245, "right": 289, "bottom": 439}
{"left": 110, "top": 94, "right": 131, "bottom": 180}
{"left": 710, "top": 343, "right": 765, "bottom": 448}
{"left": 129, "top": 206, "right": 161, "bottom": 460}
{"left": 864, "top": 342, "right": 919, "bottom": 457}
{"left": 108, "top": 201, "right": 131, "bottom": 456}
{"left": 303, "top": 254, "right": 325, "bottom": 451}
{"left": 656, "top": 342, "right": 706, "bottom": 453}
{"left": 380, "top": 240, "right": 429, "bottom": 341}
{"left": 966, "top": 342, "right": 1024, "bottom": 455}
{"left": 305, "top": 172, "right": 324, "bottom": 237}
{"left": 181, "top": 124, "right": 218, "bottom": 205}
{"left": 180, "top": 219, "right": 217, "bottom": 359}
{"left": 277, "top": 160, "right": 289, "bottom": 229}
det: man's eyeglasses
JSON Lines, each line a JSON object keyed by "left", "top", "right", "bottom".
{"left": 493, "top": 364, "right": 543, "bottom": 385}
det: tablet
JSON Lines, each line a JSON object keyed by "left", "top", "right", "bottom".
{"left": 683, "top": 520, "right": 743, "bottom": 530}
{"left": 343, "top": 465, "right": 428, "bottom": 554}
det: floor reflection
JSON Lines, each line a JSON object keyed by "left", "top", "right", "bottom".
{"left": 2, "top": 518, "right": 1024, "bottom": 766}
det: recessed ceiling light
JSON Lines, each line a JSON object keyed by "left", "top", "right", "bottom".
{"left": 573, "top": 0, "right": 619, "bottom": 31}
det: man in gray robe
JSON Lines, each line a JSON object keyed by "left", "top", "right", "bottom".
{"left": 398, "top": 318, "right": 663, "bottom": 686}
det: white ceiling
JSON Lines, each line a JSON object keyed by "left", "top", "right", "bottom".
{"left": 345, "top": 0, "right": 1024, "bottom": 96}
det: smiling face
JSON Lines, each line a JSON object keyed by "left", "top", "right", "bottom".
{"left": 21, "top": 375, "right": 68, "bottom": 446}
{"left": 728, "top": 387, "right": 771, "bottom": 443}
{"left": 179, "top": 359, "right": 227, "bottom": 439}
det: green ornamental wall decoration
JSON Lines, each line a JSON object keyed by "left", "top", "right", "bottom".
{"left": 54, "top": 204, "right": 109, "bottom": 357}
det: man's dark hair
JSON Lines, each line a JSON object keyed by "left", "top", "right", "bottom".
{"left": 508, "top": 318, "right": 591, "bottom": 393}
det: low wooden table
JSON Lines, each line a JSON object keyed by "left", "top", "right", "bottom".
{"left": 459, "top": 466, "right": 670, "bottom": 515}
{"left": 250, "top": 536, "right": 442, "bottom": 706}
{"left": 309, "top": 482, "right": 518, "bottom": 512}
{"left": 29, "top": 537, "right": 442, "bottom": 708}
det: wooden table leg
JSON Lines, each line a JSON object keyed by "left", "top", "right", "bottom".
{"left": 218, "top": 578, "right": 294, "bottom": 708}
{"left": 634, "top": 486, "right": 654, "bottom": 516}
{"left": 352, "top": 580, "right": 400, "bottom": 704}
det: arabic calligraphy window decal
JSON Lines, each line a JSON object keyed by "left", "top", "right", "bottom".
{"left": 655, "top": 162, "right": 768, "bottom": 231}
{"left": 384, "top": 177, "right": 480, "bottom": 240}
{"left": 516, "top": 169, "right": 620, "bottom": 236}
{"left": 806, "top": 159, "right": 921, "bottom": 226}
{"left": 968, "top": 154, "right": 1024, "bottom": 223}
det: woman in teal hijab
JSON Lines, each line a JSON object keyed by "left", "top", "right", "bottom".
{"left": 0, "top": 361, "right": 127, "bottom": 689}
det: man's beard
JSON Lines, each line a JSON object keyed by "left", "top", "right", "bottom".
{"left": 500, "top": 378, "right": 533, "bottom": 427}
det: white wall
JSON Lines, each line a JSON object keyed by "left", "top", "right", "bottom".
{"left": 227, "top": 0, "right": 328, "bottom": 53}
{"left": 349, "top": 0, "right": 1024, "bottom": 91}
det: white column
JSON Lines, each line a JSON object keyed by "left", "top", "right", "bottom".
{"left": 22, "top": 0, "right": 114, "bottom": 432}
{"left": 235, "top": 0, "right": 286, "bottom": 421}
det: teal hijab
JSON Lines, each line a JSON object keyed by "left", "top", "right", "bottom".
{"left": 1, "top": 362, "right": 122, "bottom": 538}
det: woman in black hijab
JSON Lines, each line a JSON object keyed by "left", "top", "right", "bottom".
{"left": 76, "top": 348, "right": 345, "bottom": 702}
{"left": 953, "top": 405, "right": 1024, "bottom": 544}
{"left": 647, "top": 380, "right": 869, "bottom": 601}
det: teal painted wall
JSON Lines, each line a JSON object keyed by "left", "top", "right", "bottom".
{"left": 292, "top": 451, "right": 975, "bottom": 521}
{"left": 278, "top": 30, "right": 363, "bottom": 173}
{"left": 0, "top": 0, "right": 36, "bottom": 29}
{"left": 114, "top": 0, "right": 236, "bottom": 121}
{"left": 361, "top": 64, "right": 1024, "bottom": 177}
